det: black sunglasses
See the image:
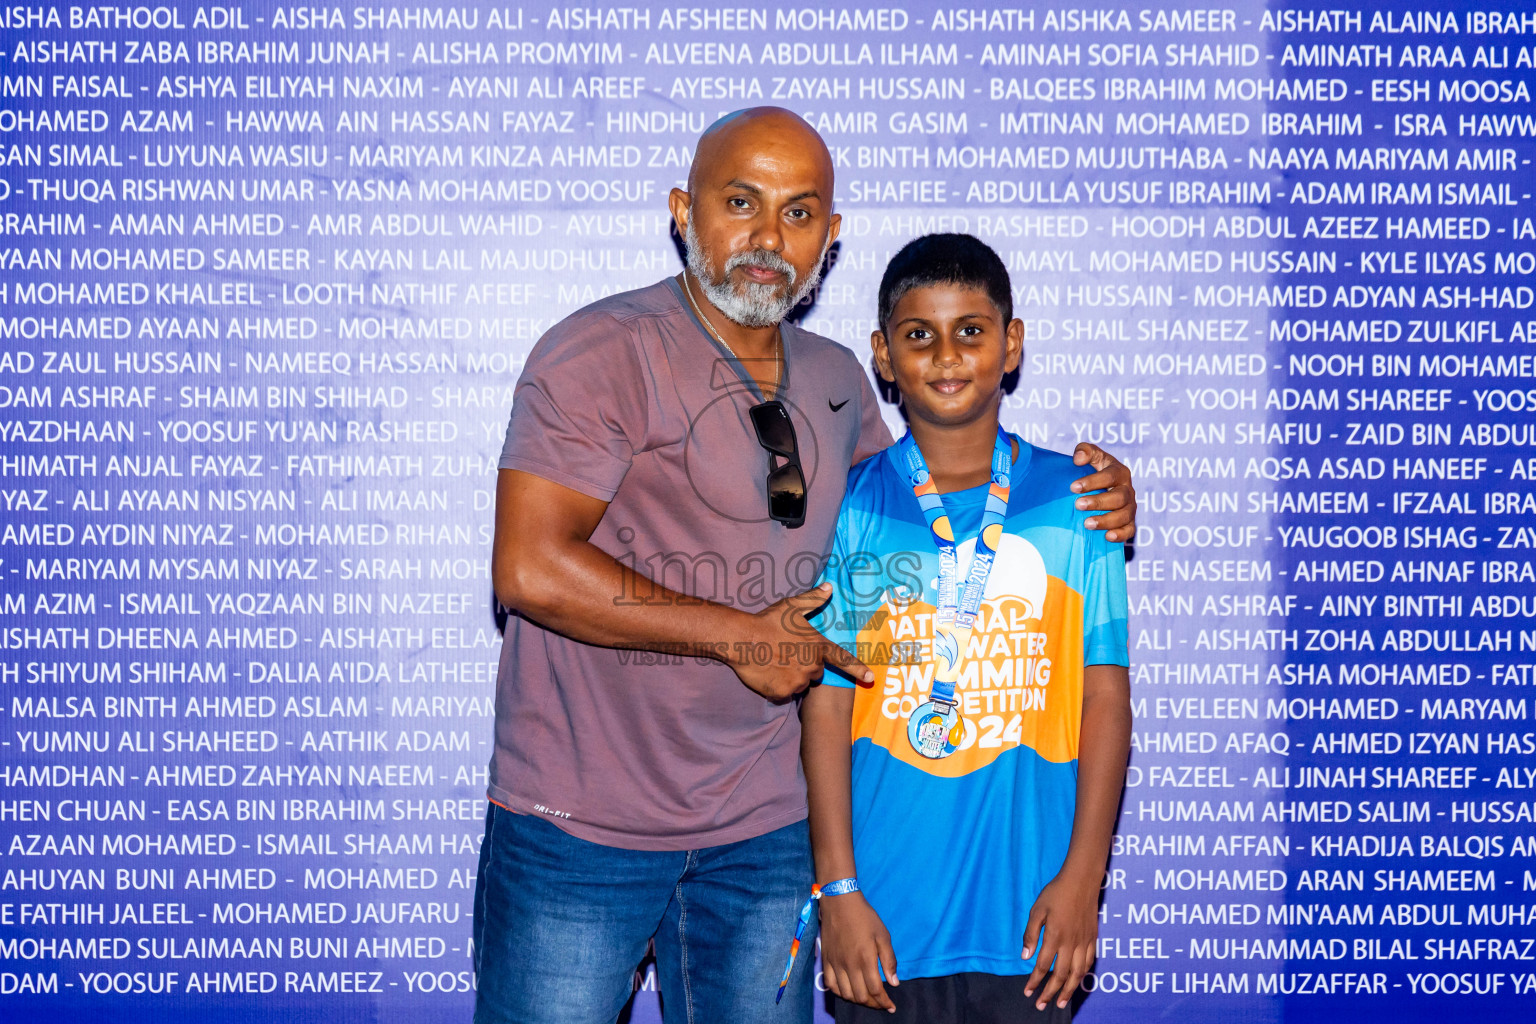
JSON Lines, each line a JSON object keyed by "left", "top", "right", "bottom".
{"left": 748, "top": 401, "right": 807, "bottom": 528}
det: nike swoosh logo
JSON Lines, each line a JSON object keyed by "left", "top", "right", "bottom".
{"left": 829, "top": 399, "right": 849, "bottom": 412}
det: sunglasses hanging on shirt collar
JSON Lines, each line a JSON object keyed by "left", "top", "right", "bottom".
{"left": 748, "top": 401, "right": 807, "bottom": 529}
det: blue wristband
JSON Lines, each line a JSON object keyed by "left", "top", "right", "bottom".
{"left": 775, "top": 878, "right": 864, "bottom": 1002}
{"left": 819, "top": 877, "right": 860, "bottom": 898}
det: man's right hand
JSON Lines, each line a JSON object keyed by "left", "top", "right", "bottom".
{"left": 820, "top": 891, "right": 899, "bottom": 1012}
{"left": 729, "top": 583, "right": 873, "bottom": 701}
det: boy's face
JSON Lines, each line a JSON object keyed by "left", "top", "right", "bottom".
{"left": 872, "top": 284, "right": 1024, "bottom": 429}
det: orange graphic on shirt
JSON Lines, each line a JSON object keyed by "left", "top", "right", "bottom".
{"left": 850, "top": 579, "right": 1084, "bottom": 778}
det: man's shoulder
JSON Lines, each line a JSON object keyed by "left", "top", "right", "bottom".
{"left": 581, "top": 278, "right": 681, "bottom": 321}
{"left": 524, "top": 280, "right": 677, "bottom": 367}
{"left": 556, "top": 278, "right": 680, "bottom": 332}
{"left": 787, "top": 320, "right": 866, "bottom": 375}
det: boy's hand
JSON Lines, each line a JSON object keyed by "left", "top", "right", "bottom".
{"left": 1070, "top": 443, "right": 1137, "bottom": 543}
{"left": 1020, "top": 869, "right": 1100, "bottom": 1011}
{"left": 819, "top": 891, "right": 899, "bottom": 1013}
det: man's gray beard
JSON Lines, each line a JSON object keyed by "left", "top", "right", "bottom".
{"left": 684, "top": 219, "right": 829, "bottom": 329}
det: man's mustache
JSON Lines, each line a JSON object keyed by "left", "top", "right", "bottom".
{"left": 723, "top": 246, "right": 797, "bottom": 286}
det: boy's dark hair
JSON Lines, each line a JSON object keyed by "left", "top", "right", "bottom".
{"left": 876, "top": 233, "right": 1013, "bottom": 332}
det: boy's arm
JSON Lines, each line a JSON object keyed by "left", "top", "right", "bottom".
{"left": 1021, "top": 663, "right": 1132, "bottom": 1011}
{"left": 802, "top": 683, "right": 899, "bottom": 1012}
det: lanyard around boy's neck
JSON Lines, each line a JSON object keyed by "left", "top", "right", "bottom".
{"left": 896, "top": 427, "right": 1013, "bottom": 759}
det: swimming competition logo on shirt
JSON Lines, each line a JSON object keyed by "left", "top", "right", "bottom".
{"left": 850, "top": 533, "right": 1084, "bottom": 778}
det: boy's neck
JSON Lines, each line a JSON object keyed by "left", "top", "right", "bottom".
{"left": 908, "top": 408, "right": 1013, "bottom": 494}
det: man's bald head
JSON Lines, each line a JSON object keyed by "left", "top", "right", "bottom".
{"left": 687, "top": 107, "right": 834, "bottom": 197}
{"left": 670, "top": 106, "right": 841, "bottom": 329}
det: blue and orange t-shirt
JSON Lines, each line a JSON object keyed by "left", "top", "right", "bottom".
{"left": 812, "top": 436, "right": 1129, "bottom": 979}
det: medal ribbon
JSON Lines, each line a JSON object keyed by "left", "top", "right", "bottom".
{"left": 896, "top": 427, "right": 1013, "bottom": 706}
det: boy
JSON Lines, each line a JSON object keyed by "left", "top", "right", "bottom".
{"left": 801, "top": 234, "right": 1131, "bottom": 1022}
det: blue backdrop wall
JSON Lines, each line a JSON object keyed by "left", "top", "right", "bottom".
{"left": 2, "top": 1, "right": 1535, "bottom": 1021}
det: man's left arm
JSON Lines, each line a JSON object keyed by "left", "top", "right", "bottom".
{"left": 1071, "top": 443, "right": 1137, "bottom": 543}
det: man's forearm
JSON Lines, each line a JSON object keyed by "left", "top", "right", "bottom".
{"left": 492, "top": 468, "right": 757, "bottom": 661}
{"left": 500, "top": 533, "right": 752, "bottom": 661}
{"left": 803, "top": 684, "right": 858, "bottom": 882}
{"left": 1060, "top": 665, "right": 1133, "bottom": 880}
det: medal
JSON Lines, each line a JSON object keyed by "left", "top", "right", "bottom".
{"left": 896, "top": 428, "right": 1013, "bottom": 760}
{"left": 907, "top": 699, "right": 963, "bottom": 759}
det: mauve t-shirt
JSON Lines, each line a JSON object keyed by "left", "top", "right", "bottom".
{"left": 493, "top": 277, "right": 892, "bottom": 850}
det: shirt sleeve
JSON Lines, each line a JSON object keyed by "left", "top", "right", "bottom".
{"left": 852, "top": 361, "right": 894, "bottom": 465}
{"left": 1082, "top": 526, "right": 1130, "bottom": 668}
{"left": 498, "top": 313, "right": 650, "bottom": 502}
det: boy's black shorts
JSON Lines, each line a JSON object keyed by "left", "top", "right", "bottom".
{"left": 832, "top": 972, "right": 1074, "bottom": 1024}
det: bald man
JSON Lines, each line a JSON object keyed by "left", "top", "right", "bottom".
{"left": 475, "top": 109, "right": 1137, "bottom": 1024}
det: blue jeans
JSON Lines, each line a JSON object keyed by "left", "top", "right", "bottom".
{"left": 473, "top": 805, "right": 817, "bottom": 1024}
